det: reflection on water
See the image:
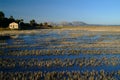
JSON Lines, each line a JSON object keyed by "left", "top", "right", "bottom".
{"left": 10, "top": 35, "right": 19, "bottom": 39}
{"left": 0, "top": 35, "right": 19, "bottom": 40}
{"left": 1, "top": 30, "right": 120, "bottom": 78}
{"left": 0, "top": 35, "right": 11, "bottom": 40}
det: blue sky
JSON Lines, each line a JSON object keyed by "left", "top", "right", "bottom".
{"left": 0, "top": 0, "right": 120, "bottom": 24}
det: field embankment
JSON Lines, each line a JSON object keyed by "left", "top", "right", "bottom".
{"left": 62, "top": 26, "right": 120, "bottom": 31}
{"left": 1, "top": 26, "right": 120, "bottom": 35}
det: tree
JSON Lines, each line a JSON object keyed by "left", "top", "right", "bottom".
{"left": 30, "top": 19, "right": 37, "bottom": 27}
{"left": 9, "top": 16, "right": 14, "bottom": 19}
{"left": 16, "top": 19, "right": 21, "bottom": 23}
{"left": 0, "top": 11, "right": 5, "bottom": 19}
{"left": 19, "top": 19, "right": 24, "bottom": 28}
{"left": 39, "top": 23, "right": 43, "bottom": 26}
{"left": 8, "top": 16, "right": 15, "bottom": 23}
{"left": 43, "top": 22, "right": 52, "bottom": 28}
{"left": 0, "top": 18, "right": 9, "bottom": 28}
{"left": 0, "top": 11, "right": 8, "bottom": 28}
{"left": 16, "top": 19, "right": 24, "bottom": 24}
{"left": 20, "top": 19, "right": 24, "bottom": 22}
{"left": 44, "top": 22, "right": 48, "bottom": 27}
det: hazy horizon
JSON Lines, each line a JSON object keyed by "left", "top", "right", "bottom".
{"left": 1, "top": 0, "right": 120, "bottom": 25}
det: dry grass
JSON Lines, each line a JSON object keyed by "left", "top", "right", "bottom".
{"left": 1, "top": 27, "right": 120, "bottom": 80}
{"left": 1, "top": 26, "right": 120, "bottom": 35}
{"left": 62, "top": 26, "right": 120, "bottom": 31}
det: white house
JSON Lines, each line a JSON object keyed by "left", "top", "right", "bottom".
{"left": 9, "top": 22, "right": 19, "bottom": 29}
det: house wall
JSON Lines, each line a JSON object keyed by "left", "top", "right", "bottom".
{"left": 9, "top": 22, "right": 19, "bottom": 29}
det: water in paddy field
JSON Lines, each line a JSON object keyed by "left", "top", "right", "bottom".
{"left": 1, "top": 29, "right": 120, "bottom": 79}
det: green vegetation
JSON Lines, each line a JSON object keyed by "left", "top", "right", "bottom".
{"left": 0, "top": 11, "right": 53, "bottom": 30}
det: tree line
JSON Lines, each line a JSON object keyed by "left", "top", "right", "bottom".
{"left": 0, "top": 11, "right": 52, "bottom": 29}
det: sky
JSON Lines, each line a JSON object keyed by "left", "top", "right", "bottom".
{"left": 0, "top": 0, "right": 120, "bottom": 25}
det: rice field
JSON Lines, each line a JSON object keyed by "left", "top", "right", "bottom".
{"left": 1, "top": 28, "right": 120, "bottom": 80}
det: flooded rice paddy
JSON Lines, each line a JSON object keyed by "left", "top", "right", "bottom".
{"left": 1, "top": 29, "right": 120, "bottom": 80}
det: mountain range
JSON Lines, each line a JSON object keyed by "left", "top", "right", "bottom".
{"left": 48, "top": 21, "right": 88, "bottom": 27}
{"left": 48, "top": 21, "right": 120, "bottom": 27}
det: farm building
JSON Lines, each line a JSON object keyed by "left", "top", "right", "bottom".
{"left": 9, "top": 22, "right": 19, "bottom": 29}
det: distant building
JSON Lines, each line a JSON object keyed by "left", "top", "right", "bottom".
{"left": 9, "top": 22, "right": 19, "bottom": 29}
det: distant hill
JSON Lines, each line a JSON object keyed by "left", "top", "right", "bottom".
{"left": 48, "top": 21, "right": 120, "bottom": 27}
{"left": 71, "top": 21, "right": 87, "bottom": 26}
{"left": 48, "top": 21, "right": 88, "bottom": 27}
